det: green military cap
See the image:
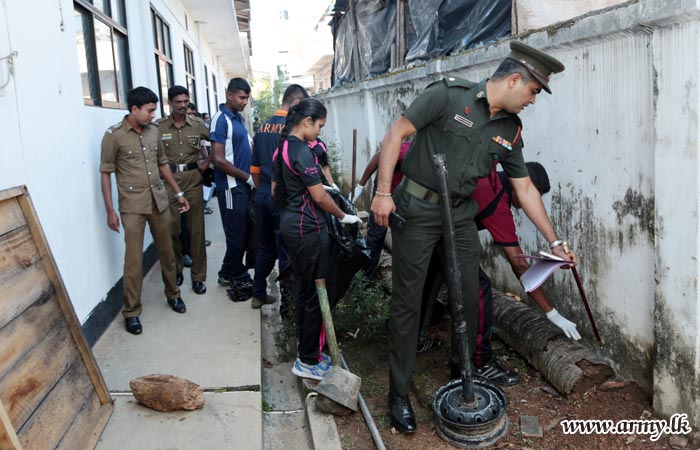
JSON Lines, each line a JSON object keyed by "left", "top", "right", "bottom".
{"left": 508, "top": 41, "right": 565, "bottom": 94}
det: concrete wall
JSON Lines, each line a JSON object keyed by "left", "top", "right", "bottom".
{"left": 316, "top": 0, "right": 700, "bottom": 426}
{"left": 0, "top": 0, "right": 231, "bottom": 322}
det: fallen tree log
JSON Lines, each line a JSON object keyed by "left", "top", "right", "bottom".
{"left": 492, "top": 290, "right": 614, "bottom": 396}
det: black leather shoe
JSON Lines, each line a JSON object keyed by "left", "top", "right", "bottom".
{"left": 389, "top": 393, "right": 416, "bottom": 433}
{"left": 167, "top": 297, "right": 187, "bottom": 313}
{"left": 193, "top": 281, "right": 207, "bottom": 295}
{"left": 474, "top": 359, "right": 521, "bottom": 386}
{"left": 176, "top": 273, "right": 184, "bottom": 286}
{"left": 125, "top": 317, "right": 142, "bottom": 335}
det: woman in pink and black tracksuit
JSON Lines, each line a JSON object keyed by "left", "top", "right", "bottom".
{"left": 272, "top": 98, "right": 361, "bottom": 381}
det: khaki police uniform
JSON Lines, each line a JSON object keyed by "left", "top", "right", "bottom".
{"left": 156, "top": 114, "right": 210, "bottom": 282}
{"left": 388, "top": 77, "right": 530, "bottom": 396}
{"left": 100, "top": 116, "right": 180, "bottom": 318}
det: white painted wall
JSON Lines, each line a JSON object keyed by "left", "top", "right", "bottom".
{"left": 0, "top": 0, "right": 235, "bottom": 322}
{"left": 316, "top": 0, "right": 700, "bottom": 426}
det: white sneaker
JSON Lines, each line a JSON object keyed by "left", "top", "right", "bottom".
{"left": 292, "top": 358, "right": 330, "bottom": 381}
{"left": 319, "top": 352, "right": 333, "bottom": 369}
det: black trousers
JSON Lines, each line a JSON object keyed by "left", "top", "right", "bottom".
{"left": 283, "top": 231, "right": 330, "bottom": 365}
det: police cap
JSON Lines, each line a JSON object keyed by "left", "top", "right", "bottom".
{"left": 508, "top": 41, "right": 565, "bottom": 94}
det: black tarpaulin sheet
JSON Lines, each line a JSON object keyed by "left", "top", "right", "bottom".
{"left": 331, "top": 0, "right": 511, "bottom": 83}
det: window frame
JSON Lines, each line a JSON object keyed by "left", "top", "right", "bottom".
{"left": 204, "top": 65, "right": 211, "bottom": 115}
{"left": 74, "top": 0, "right": 131, "bottom": 109}
{"left": 151, "top": 7, "right": 174, "bottom": 116}
{"left": 183, "top": 43, "right": 197, "bottom": 107}
{"left": 212, "top": 73, "right": 218, "bottom": 110}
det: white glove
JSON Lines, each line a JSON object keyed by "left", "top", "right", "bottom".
{"left": 246, "top": 175, "right": 256, "bottom": 189}
{"left": 352, "top": 184, "right": 364, "bottom": 200}
{"left": 340, "top": 214, "right": 362, "bottom": 225}
{"left": 546, "top": 308, "right": 581, "bottom": 340}
{"left": 332, "top": 183, "right": 340, "bottom": 191}
{"left": 323, "top": 184, "right": 339, "bottom": 193}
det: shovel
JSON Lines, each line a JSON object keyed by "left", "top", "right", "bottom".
{"left": 312, "top": 279, "right": 361, "bottom": 413}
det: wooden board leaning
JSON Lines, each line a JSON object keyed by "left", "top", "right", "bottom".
{"left": 0, "top": 186, "right": 112, "bottom": 450}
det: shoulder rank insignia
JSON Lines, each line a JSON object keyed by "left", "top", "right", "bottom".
{"left": 106, "top": 122, "right": 122, "bottom": 134}
{"left": 492, "top": 135, "right": 513, "bottom": 151}
{"left": 453, "top": 114, "right": 473, "bottom": 128}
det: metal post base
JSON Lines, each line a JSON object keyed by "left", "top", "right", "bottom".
{"left": 432, "top": 378, "right": 509, "bottom": 448}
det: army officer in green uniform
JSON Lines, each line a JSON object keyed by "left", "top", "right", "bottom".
{"left": 100, "top": 87, "right": 190, "bottom": 335}
{"left": 370, "top": 41, "right": 578, "bottom": 433}
{"left": 157, "top": 85, "right": 211, "bottom": 295}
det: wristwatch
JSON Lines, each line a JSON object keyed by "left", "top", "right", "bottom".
{"left": 175, "top": 191, "right": 185, "bottom": 198}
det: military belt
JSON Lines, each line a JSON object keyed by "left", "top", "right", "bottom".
{"left": 402, "top": 177, "right": 439, "bottom": 204}
{"left": 169, "top": 162, "right": 198, "bottom": 173}
{"left": 402, "top": 176, "right": 469, "bottom": 207}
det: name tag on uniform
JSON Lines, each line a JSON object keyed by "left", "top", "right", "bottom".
{"left": 492, "top": 135, "right": 513, "bottom": 151}
{"left": 453, "top": 114, "right": 473, "bottom": 128}
{"left": 162, "top": 133, "right": 172, "bottom": 141}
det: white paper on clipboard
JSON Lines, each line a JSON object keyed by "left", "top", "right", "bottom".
{"left": 514, "top": 252, "right": 575, "bottom": 292}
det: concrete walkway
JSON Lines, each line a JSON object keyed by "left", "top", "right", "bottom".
{"left": 93, "top": 201, "right": 263, "bottom": 450}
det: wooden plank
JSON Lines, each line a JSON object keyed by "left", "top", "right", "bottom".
{"left": 54, "top": 390, "right": 112, "bottom": 450}
{"left": 16, "top": 360, "right": 96, "bottom": 449}
{"left": 0, "top": 200, "right": 25, "bottom": 238}
{"left": 0, "top": 227, "right": 40, "bottom": 285}
{"left": 0, "top": 187, "right": 24, "bottom": 205}
{"left": 0, "top": 264, "right": 53, "bottom": 332}
{"left": 16, "top": 193, "right": 112, "bottom": 406}
{"left": 0, "top": 400, "right": 22, "bottom": 450}
{"left": 0, "top": 294, "right": 63, "bottom": 381}
{"left": 0, "top": 320, "right": 79, "bottom": 431}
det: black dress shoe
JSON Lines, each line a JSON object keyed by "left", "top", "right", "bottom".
{"left": 125, "top": 317, "right": 142, "bottom": 335}
{"left": 193, "top": 281, "right": 207, "bottom": 295}
{"left": 176, "top": 273, "right": 184, "bottom": 286}
{"left": 167, "top": 297, "right": 187, "bottom": 313}
{"left": 389, "top": 393, "right": 416, "bottom": 433}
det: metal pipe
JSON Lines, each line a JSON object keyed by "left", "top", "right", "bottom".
{"left": 339, "top": 354, "right": 386, "bottom": 450}
{"left": 432, "top": 154, "right": 475, "bottom": 405}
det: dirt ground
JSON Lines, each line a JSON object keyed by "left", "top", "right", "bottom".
{"left": 334, "top": 321, "right": 694, "bottom": 450}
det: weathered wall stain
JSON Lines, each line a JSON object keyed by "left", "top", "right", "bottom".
{"left": 612, "top": 188, "right": 655, "bottom": 242}
{"left": 480, "top": 185, "right": 655, "bottom": 388}
{"left": 653, "top": 296, "right": 697, "bottom": 424}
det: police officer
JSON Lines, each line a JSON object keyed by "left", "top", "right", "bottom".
{"left": 370, "top": 41, "right": 578, "bottom": 433}
{"left": 100, "top": 87, "right": 190, "bottom": 335}
{"left": 157, "top": 86, "right": 211, "bottom": 295}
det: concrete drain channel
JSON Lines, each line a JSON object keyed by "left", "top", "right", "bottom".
{"left": 260, "top": 302, "right": 342, "bottom": 450}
